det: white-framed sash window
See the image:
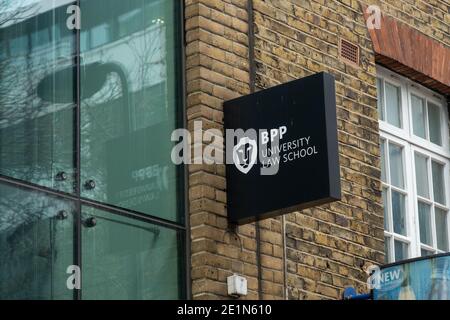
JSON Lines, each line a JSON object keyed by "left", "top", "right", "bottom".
{"left": 378, "top": 66, "right": 450, "bottom": 263}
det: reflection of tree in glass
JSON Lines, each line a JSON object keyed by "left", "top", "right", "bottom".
{"left": 80, "top": 16, "right": 167, "bottom": 204}
{"left": 0, "top": 1, "right": 74, "bottom": 300}
{"left": 0, "top": 1, "right": 75, "bottom": 192}
{"left": 0, "top": 0, "right": 38, "bottom": 26}
{"left": 126, "top": 23, "right": 167, "bottom": 130}
{"left": 0, "top": 185, "right": 73, "bottom": 299}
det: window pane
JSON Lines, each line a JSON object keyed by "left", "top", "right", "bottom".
{"left": 90, "top": 23, "right": 110, "bottom": 48}
{"left": 377, "top": 78, "right": 385, "bottom": 121}
{"left": 384, "top": 236, "right": 391, "bottom": 263}
{"left": 389, "top": 144, "right": 404, "bottom": 189}
{"left": 80, "top": 30, "right": 89, "bottom": 52}
{"left": 380, "top": 139, "right": 386, "bottom": 183}
{"left": 392, "top": 191, "right": 407, "bottom": 236}
{"left": 31, "top": 28, "right": 50, "bottom": 51}
{"left": 385, "top": 82, "right": 402, "bottom": 128}
{"left": 82, "top": 206, "right": 184, "bottom": 299}
{"left": 394, "top": 240, "right": 408, "bottom": 262}
{"left": 418, "top": 201, "right": 432, "bottom": 246}
{"left": 0, "top": 182, "right": 74, "bottom": 299}
{"left": 414, "top": 153, "right": 429, "bottom": 198}
{"left": 9, "top": 35, "right": 28, "bottom": 56}
{"left": 382, "top": 187, "right": 389, "bottom": 231}
{"left": 0, "top": 39, "right": 7, "bottom": 60}
{"left": 411, "top": 95, "right": 426, "bottom": 139}
{"left": 0, "top": 1, "right": 76, "bottom": 194}
{"left": 428, "top": 102, "right": 442, "bottom": 146}
{"left": 432, "top": 161, "right": 446, "bottom": 205}
{"left": 421, "top": 249, "right": 434, "bottom": 257}
{"left": 435, "top": 208, "right": 448, "bottom": 252}
{"left": 118, "top": 9, "right": 142, "bottom": 38}
{"left": 80, "top": 0, "right": 183, "bottom": 222}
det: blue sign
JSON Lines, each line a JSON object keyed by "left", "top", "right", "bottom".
{"left": 373, "top": 254, "right": 450, "bottom": 300}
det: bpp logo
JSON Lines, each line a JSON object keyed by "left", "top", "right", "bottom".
{"left": 233, "top": 137, "right": 257, "bottom": 174}
{"left": 232, "top": 126, "right": 287, "bottom": 174}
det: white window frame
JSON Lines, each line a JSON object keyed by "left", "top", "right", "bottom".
{"left": 381, "top": 133, "right": 415, "bottom": 262}
{"left": 410, "top": 146, "right": 450, "bottom": 256}
{"left": 378, "top": 66, "right": 450, "bottom": 263}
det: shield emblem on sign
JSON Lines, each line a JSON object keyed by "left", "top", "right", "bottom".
{"left": 233, "top": 137, "right": 258, "bottom": 174}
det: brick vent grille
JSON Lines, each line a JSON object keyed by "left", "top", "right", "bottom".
{"left": 339, "top": 39, "right": 360, "bottom": 66}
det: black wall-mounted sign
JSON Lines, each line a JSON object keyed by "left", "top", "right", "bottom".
{"left": 224, "top": 72, "right": 341, "bottom": 225}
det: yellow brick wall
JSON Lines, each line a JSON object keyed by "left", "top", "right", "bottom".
{"left": 185, "top": 0, "right": 260, "bottom": 300}
{"left": 253, "top": 0, "right": 383, "bottom": 299}
{"left": 185, "top": 0, "right": 450, "bottom": 300}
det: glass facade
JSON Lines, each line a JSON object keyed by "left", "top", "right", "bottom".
{"left": 0, "top": 183, "right": 74, "bottom": 299}
{"left": 0, "top": 0, "right": 185, "bottom": 299}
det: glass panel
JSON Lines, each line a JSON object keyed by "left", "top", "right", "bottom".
{"left": 394, "top": 240, "right": 408, "bottom": 262}
{"left": 382, "top": 187, "right": 389, "bottom": 231}
{"left": 80, "top": 0, "right": 182, "bottom": 222}
{"left": 0, "top": 39, "right": 6, "bottom": 60}
{"left": 385, "top": 82, "right": 402, "bottom": 128}
{"left": 382, "top": 188, "right": 392, "bottom": 232}
{"left": 428, "top": 102, "right": 442, "bottom": 146}
{"left": 0, "top": 1, "right": 76, "bottom": 194}
{"left": 380, "top": 139, "right": 386, "bottom": 183}
{"left": 421, "top": 249, "right": 434, "bottom": 257}
{"left": 418, "top": 201, "right": 432, "bottom": 246}
{"left": 9, "top": 35, "right": 28, "bottom": 56}
{"left": 118, "top": 9, "right": 142, "bottom": 37}
{"left": 389, "top": 144, "right": 404, "bottom": 189}
{"left": 414, "top": 153, "right": 429, "bottom": 198}
{"left": 0, "top": 182, "right": 74, "bottom": 300}
{"left": 411, "top": 95, "right": 426, "bottom": 139}
{"left": 392, "top": 191, "right": 407, "bottom": 236}
{"left": 31, "top": 28, "right": 50, "bottom": 51}
{"left": 384, "top": 236, "right": 391, "bottom": 263}
{"left": 435, "top": 208, "right": 448, "bottom": 252}
{"left": 432, "top": 161, "right": 446, "bottom": 205}
{"left": 80, "top": 30, "right": 89, "bottom": 52}
{"left": 81, "top": 206, "right": 183, "bottom": 300}
{"left": 90, "top": 23, "right": 110, "bottom": 48}
{"left": 377, "top": 78, "right": 384, "bottom": 121}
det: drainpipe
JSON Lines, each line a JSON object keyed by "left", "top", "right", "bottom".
{"left": 246, "top": 0, "right": 263, "bottom": 300}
